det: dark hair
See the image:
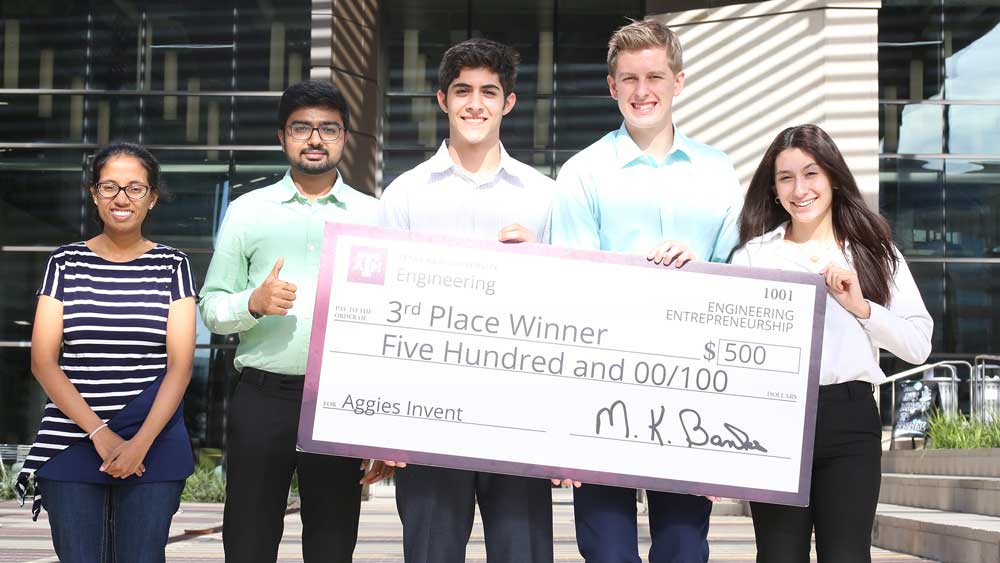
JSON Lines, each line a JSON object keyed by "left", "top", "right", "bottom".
{"left": 277, "top": 80, "right": 351, "bottom": 131}
{"left": 438, "top": 38, "right": 520, "bottom": 98}
{"left": 737, "top": 124, "right": 898, "bottom": 306}
{"left": 88, "top": 141, "right": 162, "bottom": 193}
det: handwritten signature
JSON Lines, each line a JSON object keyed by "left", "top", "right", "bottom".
{"left": 679, "top": 408, "right": 768, "bottom": 453}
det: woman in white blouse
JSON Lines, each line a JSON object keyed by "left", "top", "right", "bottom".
{"left": 731, "top": 124, "right": 932, "bottom": 563}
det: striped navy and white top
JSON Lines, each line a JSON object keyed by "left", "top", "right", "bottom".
{"left": 16, "top": 242, "right": 197, "bottom": 518}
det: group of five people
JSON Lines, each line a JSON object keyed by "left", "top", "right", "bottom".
{"left": 16, "top": 18, "right": 931, "bottom": 563}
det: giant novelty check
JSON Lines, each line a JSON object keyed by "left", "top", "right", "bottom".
{"left": 298, "top": 223, "right": 826, "bottom": 506}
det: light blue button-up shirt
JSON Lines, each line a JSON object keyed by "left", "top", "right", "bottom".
{"left": 552, "top": 124, "right": 742, "bottom": 262}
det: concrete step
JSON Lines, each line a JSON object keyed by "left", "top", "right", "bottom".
{"left": 873, "top": 502, "right": 1000, "bottom": 563}
{"left": 883, "top": 448, "right": 1000, "bottom": 478}
{"left": 881, "top": 473, "right": 1000, "bottom": 517}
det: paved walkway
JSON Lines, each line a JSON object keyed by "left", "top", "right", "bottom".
{"left": 0, "top": 488, "right": 937, "bottom": 562}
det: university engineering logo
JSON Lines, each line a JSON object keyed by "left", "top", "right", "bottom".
{"left": 347, "top": 246, "right": 387, "bottom": 285}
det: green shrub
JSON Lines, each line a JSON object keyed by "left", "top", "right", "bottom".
{"left": 178, "top": 448, "right": 300, "bottom": 503}
{"left": 0, "top": 465, "right": 16, "bottom": 501}
{"left": 927, "top": 410, "right": 1000, "bottom": 449}
{"left": 181, "top": 464, "right": 226, "bottom": 503}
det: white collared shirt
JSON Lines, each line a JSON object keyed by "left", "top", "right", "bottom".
{"left": 731, "top": 223, "right": 933, "bottom": 386}
{"left": 379, "top": 141, "right": 553, "bottom": 242}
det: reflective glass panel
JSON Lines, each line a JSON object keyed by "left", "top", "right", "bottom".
{"left": 941, "top": 6, "right": 1000, "bottom": 101}
{"left": 943, "top": 159, "right": 1000, "bottom": 258}
{"left": 878, "top": 0, "right": 944, "bottom": 101}
{"left": 880, "top": 156, "right": 946, "bottom": 257}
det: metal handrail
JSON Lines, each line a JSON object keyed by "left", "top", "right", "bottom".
{"left": 973, "top": 355, "right": 1000, "bottom": 420}
{"left": 878, "top": 362, "right": 957, "bottom": 386}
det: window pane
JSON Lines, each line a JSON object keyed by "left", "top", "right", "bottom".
{"left": 382, "top": 149, "right": 437, "bottom": 187}
{"left": 471, "top": 0, "right": 555, "bottom": 96}
{"left": 383, "top": 0, "right": 468, "bottom": 95}
{"left": 0, "top": 7, "right": 90, "bottom": 90}
{"left": 556, "top": 0, "right": 643, "bottom": 96}
{"left": 879, "top": 156, "right": 946, "bottom": 257}
{"left": 941, "top": 6, "right": 1000, "bottom": 101}
{"left": 141, "top": 151, "right": 230, "bottom": 251}
{"left": 878, "top": 1, "right": 944, "bottom": 101}
{"left": 553, "top": 96, "right": 624, "bottom": 151}
{"left": 235, "top": 0, "right": 311, "bottom": 92}
{"left": 892, "top": 103, "right": 944, "bottom": 154}
{"left": 385, "top": 95, "right": 445, "bottom": 150}
{"left": 0, "top": 150, "right": 85, "bottom": 343}
{"left": 944, "top": 263, "right": 1000, "bottom": 354}
{"left": 501, "top": 96, "right": 553, "bottom": 151}
{"left": 89, "top": 4, "right": 140, "bottom": 91}
{"left": 145, "top": 5, "right": 235, "bottom": 93}
{"left": 140, "top": 95, "right": 233, "bottom": 147}
{"left": 0, "top": 150, "right": 88, "bottom": 246}
{"left": 233, "top": 96, "right": 282, "bottom": 146}
{"left": 0, "top": 349, "right": 48, "bottom": 444}
{"left": 943, "top": 158, "right": 1000, "bottom": 258}
{"left": 2, "top": 94, "right": 84, "bottom": 143}
{"left": 948, "top": 105, "right": 1000, "bottom": 155}
{"left": 229, "top": 150, "right": 289, "bottom": 201}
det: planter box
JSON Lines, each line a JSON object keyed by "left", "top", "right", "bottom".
{"left": 883, "top": 448, "right": 1000, "bottom": 478}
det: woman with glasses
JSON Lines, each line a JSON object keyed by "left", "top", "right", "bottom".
{"left": 16, "top": 142, "right": 197, "bottom": 563}
{"left": 731, "top": 125, "right": 932, "bottom": 562}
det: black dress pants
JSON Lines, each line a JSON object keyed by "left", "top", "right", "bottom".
{"left": 395, "top": 464, "right": 553, "bottom": 563}
{"left": 750, "top": 380, "right": 882, "bottom": 563}
{"left": 222, "top": 368, "right": 364, "bottom": 563}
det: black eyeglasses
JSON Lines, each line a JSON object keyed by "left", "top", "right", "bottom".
{"left": 287, "top": 123, "right": 345, "bottom": 142}
{"left": 94, "top": 181, "right": 152, "bottom": 200}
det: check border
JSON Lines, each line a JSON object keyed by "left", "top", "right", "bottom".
{"left": 297, "top": 222, "right": 826, "bottom": 506}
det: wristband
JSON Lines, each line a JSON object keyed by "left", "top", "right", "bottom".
{"left": 88, "top": 422, "right": 109, "bottom": 440}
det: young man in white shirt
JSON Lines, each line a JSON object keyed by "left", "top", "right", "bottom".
{"left": 379, "top": 38, "right": 554, "bottom": 563}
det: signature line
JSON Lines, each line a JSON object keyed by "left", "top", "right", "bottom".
{"left": 568, "top": 432, "right": 792, "bottom": 460}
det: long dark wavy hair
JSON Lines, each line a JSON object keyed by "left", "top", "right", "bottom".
{"left": 737, "top": 124, "right": 898, "bottom": 306}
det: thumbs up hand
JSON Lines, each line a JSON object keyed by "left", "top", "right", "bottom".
{"left": 248, "top": 257, "right": 297, "bottom": 317}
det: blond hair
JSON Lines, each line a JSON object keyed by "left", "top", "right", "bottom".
{"left": 607, "top": 20, "right": 683, "bottom": 76}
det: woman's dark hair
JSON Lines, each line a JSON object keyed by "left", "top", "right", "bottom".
{"left": 88, "top": 141, "right": 161, "bottom": 191}
{"left": 438, "top": 38, "right": 520, "bottom": 98}
{"left": 737, "top": 124, "right": 898, "bottom": 306}
{"left": 277, "top": 80, "right": 351, "bottom": 131}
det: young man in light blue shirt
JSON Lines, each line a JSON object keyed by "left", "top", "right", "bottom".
{"left": 551, "top": 19, "right": 742, "bottom": 563}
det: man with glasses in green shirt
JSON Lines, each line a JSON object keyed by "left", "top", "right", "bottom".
{"left": 200, "top": 80, "right": 383, "bottom": 563}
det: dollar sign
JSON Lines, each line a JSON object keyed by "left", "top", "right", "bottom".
{"left": 703, "top": 342, "right": 716, "bottom": 361}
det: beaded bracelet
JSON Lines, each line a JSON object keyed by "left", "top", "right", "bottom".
{"left": 88, "top": 422, "right": 109, "bottom": 440}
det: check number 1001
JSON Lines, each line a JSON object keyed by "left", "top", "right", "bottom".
{"left": 764, "top": 287, "right": 793, "bottom": 301}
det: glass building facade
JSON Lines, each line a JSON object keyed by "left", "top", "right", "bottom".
{"left": 877, "top": 0, "right": 1000, "bottom": 374}
{"left": 1, "top": 0, "right": 997, "bottom": 447}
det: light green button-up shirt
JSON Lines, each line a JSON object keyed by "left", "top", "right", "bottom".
{"left": 199, "top": 171, "right": 378, "bottom": 375}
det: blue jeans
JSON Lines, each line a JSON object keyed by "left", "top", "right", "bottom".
{"left": 39, "top": 478, "right": 185, "bottom": 563}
